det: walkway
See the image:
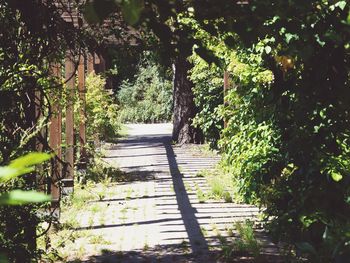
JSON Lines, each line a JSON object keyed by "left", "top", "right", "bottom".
{"left": 75, "top": 123, "right": 280, "bottom": 262}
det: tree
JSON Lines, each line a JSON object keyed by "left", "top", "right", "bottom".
{"left": 83, "top": 0, "right": 204, "bottom": 143}
{"left": 172, "top": 44, "right": 203, "bottom": 144}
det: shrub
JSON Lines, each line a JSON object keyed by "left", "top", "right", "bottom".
{"left": 189, "top": 53, "right": 224, "bottom": 148}
{"left": 220, "top": 37, "right": 350, "bottom": 260}
{"left": 81, "top": 73, "right": 120, "bottom": 141}
{"left": 117, "top": 52, "right": 173, "bottom": 123}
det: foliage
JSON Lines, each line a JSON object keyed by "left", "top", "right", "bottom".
{"left": 197, "top": 167, "right": 235, "bottom": 203}
{"left": 0, "top": 1, "right": 98, "bottom": 261}
{"left": 189, "top": 54, "right": 223, "bottom": 148}
{"left": 82, "top": 73, "right": 120, "bottom": 141}
{"left": 83, "top": 0, "right": 144, "bottom": 25}
{"left": 219, "top": 49, "right": 277, "bottom": 204}
{"left": 214, "top": 2, "right": 350, "bottom": 261}
{"left": 81, "top": 157, "right": 125, "bottom": 184}
{"left": 0, "top": 153, "right": 51, "bottom": 205}
{"left": 182, "top": 16, "right": 227, "bottom": 147}
{"left": 0, "top": 153, "right": 51, "bottom": 262}
{"left": 233, "top": 220, "right": 261, "bottom": 259}
{"left": 38, "top": 181, "right": 115, "bottom": 262}
{"left": 117, "top": 52, "right": 173, "bottom": 123}
{"left": 2, "top": 0, "right": 350, "bottom": 261}
{"left": 219, "top": 220, "right": 262, "bottom": 261}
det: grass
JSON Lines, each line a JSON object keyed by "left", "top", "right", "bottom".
{"left": 38, "top": 178, "right": 122, "bottom": 262}
{"left": 218, "top": 220, "right": 263, "bottom": 261}
{"left": 99, "top": 210, "right": 106, "bottom": 226}
{"left": 89, "top": 234, "right": 112, "bottom": 245}
{"left": 190, "top": 143, "right": 218, "bottom": 157}
{"left": 184, "top": 181, "right": 191, "bottom": 192}
{"left": 179, "top": 239, "right": 191, "bottom": 253}
{"left": 234, "top": 220, "right": 261, "bottom": 258}
{"left": 195, "top": 183, "right": 208, "bottom": 203}
{"left": 125, "top": 187, "right": 134, "bottom": 200}
{"left": 83, "top": 157, "right": 126, "bottom": 184}
{"left": 197, "top": 167, "right": 235, "bottom": 203}
{"left": 118, "top": 124, "right": 129, "bottom": 138}
{"left": 143, "top": 243, "right": 150, "bottom": 251}
{"left": 90, "top": 203, "right": 103, "bottom": 213}
{"left": 200, "top": 226, "right": 208, "bottom": 237}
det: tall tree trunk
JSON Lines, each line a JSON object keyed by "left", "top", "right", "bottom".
{"left": 172, "top": 54, "right": 203, "bottom": 144}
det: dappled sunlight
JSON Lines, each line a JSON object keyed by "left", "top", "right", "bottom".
{"left": 55, "top": 123, "right": 282, "bottom": 262}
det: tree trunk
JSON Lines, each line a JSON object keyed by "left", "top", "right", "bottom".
{"left": 172, "top": 55, "right": 203, "bottom": 144}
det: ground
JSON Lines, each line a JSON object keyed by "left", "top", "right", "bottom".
{"left": 43, "top": 123, "right": 282, "bottom": 263}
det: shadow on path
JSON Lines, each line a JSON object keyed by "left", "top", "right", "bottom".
{"left": 69, "top": 124, "right": 282, "bottom": 262}
{"left": 163, "top": 139, "right": 210, "bottom": 257}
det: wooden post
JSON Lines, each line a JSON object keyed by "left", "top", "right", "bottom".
{"left": 78, "top": 56, "right": 87, "bottom": 169}
{"left": 87, "top": 53, "right": 94, "bottom": 75}
{"left": 223, "top": 70, "right": 229, "bottom": 128}
{"left": 92, "top": 53, "right": 101, "bottom": 148}
{"left": 49, "top": 63, "right": 62, "bottom": 217}
{"left": 63, "top": 54, "right": 75, "bottom": 194}
{"left": 34, "top": 89, "right": 45, "bottom": 192}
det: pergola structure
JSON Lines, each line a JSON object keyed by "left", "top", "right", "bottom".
{"left": 46, "top": 10, "right": 106, "bottom": 217}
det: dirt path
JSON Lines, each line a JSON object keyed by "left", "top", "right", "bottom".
{"left": 71, "top": 123, "right": 280, "bottom": 263}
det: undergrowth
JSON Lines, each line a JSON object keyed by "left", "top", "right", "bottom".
{"left": 196, "top": 166, "right": 237, "bottom": 203}
{"left": 38, "top": 180, "right": 116, "bottom": 262}
{"left": 219, "top": 220, "right": 262, "bottom": 262}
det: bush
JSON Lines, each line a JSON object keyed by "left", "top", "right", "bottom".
{"left": 189, "top": 53, "right": 224, "bottom": 148}
{"left": 80, "top": 73, "right": 120, "bottom": 141}
{"left": 220, "top": 37, "right": 350, "bottom": 260}
{"left": 117, "top": 52, "right": 173, "bottom": 123}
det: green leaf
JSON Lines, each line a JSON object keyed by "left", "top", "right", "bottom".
{"left": 0, "top": 153, "right": 50, "bottom": 182}
{"left": 121, "top": 0, "right": 144, "bottom": 25}
{"left": 10, "top": 152, "right": 51, "bottom": 168}
{"left": 0, "top": 190, "right": 51, "bottom": 205}
{"left": 0, "top": 166, "right": 34, "bottom": 182}
{"left": 331, "top": 171, "right": 343, "bottom": 182}
{"left": 285, "top": 33, "right": 299, "bottom": 44}
{"left": 335, "top": 1, "right": 347, "bottom": 11}
{"left": 264, "top": 46, "right": 272, "bottom": 54}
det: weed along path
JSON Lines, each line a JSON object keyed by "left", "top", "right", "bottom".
{"left": 57, "top": 123, "right": 281, "bottom": 262}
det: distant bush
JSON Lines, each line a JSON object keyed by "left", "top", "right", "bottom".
{"left": 117, "top": 53, "right": 172, "bottom": 123}
{"left": 78, "top": 73, "right": 120, "bottom": 141}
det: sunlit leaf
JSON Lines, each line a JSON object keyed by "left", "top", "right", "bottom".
{"left": 265, "top": 46, "right": 272, "bottom": 54}
{"left": 331, "top": 172, "right": 343, "bottom": 182}
{"left": 335, "top": 1, "right": 347, "bottom": 11}
{"left": 0, "top": 166, "right": 34, "bottom": 182}
{"left": 0, "top": 190, "right": 51, "bottom": 205}
{"left": 10, "top": 152, "right": 51, "bottom": 169}
{"left": 285, "top": 33, "right": 299, "bottom": 44}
